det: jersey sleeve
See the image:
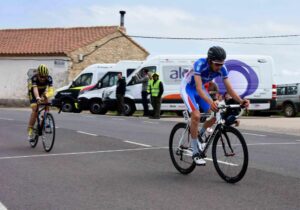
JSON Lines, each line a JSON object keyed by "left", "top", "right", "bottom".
{"left": 193, "top": 59, "right": 204, "bottom": 76}
{"left": 220, "top": 66, "right": 229, "bottom": 80}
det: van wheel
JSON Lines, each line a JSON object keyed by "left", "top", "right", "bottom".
{"left": 283, "top": 103, "right": 296, "bottom": 117}
{"left": 90, "top": 101, "right": 107, "bottom": 115}
{"left": 124, "top": 100, "right": 136, "bottom": 116}
{"left": 62, "top": 101, "right": 73, "bottom": 112}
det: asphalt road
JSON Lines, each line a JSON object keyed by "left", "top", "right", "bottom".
{"left": 0, "top": 108, "right": 299, "bottom": 210}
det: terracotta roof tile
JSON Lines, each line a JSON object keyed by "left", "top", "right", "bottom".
{"left": 0, "top": 26, "right": 120, "bottom": 56}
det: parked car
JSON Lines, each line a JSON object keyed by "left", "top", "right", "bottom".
{"left": 276, "top": 83, "right": 300, "bottom": 117}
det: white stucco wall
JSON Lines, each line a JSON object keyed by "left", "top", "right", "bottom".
{"left": 0, "top": 56, "right": 70, "bottom": 100}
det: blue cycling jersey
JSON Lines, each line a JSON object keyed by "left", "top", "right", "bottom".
{"left": 185, "top": 58, "right": 228, "bottom": 87}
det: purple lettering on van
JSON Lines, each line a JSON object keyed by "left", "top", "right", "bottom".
{"left": 169, "top": 67, "right": 189, "bottom": 79}
{"left": 215, "top": 60, "right": 259, "bottom": 98}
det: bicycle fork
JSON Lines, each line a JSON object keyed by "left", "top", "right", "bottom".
{"left": 176, "top": 125, "right": 192, "bottom": 160}
{"left": 220, "top": 129, "right": 235, "bottom": 157}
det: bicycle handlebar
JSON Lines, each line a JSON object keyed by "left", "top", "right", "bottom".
{"left": 37, "top": 102, "right": 63, "bottom": 114}
{"left": 207, "top": 104, "right": 245, "bottom": 121}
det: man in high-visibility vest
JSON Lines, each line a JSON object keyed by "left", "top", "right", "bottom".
{"left": 147, "top": 72, "right": 164, "bottom": 119}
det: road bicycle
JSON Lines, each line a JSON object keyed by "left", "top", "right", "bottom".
{"left": 169, "top": 104, "right": 248, "bottom": 183}
{"left": 30, "top": 102, "right": 61, "bottom": 152}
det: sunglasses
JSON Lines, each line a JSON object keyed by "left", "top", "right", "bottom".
{"left": 212, "top": 61, "right": 224, "bottom": 67}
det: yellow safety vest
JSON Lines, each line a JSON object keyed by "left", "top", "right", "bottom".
{"left": 147, "top": 80, "right": 161, "bottom": 97}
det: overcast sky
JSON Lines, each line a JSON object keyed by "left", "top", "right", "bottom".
{"left": 1, "top": 0, "right": 300, "bottom": 84}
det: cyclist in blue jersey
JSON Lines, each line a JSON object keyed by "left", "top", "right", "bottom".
{"left": 180, "top": 46, "right": 249, "bottom": 165}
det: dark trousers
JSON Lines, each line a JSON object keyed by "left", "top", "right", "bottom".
{"left": 141, "top": 91, "right": 149, "bottom": 116}
{"left": 151, "top": 96, "right": 162, "bottom": 118}
{"left": 116, "top": 94, "right": 125, "bottom": 115}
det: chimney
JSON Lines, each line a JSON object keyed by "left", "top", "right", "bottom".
{"left": 119, "top": 10, "right": 126, "bottom": 27}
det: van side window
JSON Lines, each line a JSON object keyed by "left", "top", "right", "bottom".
{"left": 127, "top": 68, "right": 135, "bottom": 77}
{"left": 277, "top": 87, "right": 286, "bottom": 95}
{"left": 129, "top": 66, "right": 157, "bottom": 86}
{"left": 101, "top": 74, "right": 110, "bottom": 88}
{"left": 73, "top": 73, "right": 92, "bottom": 87}
{"left": 109, "top": 74, "right": 119, "bottom": 86}
{"left": 286, "top": 86, "right": 297, "bottom": 95}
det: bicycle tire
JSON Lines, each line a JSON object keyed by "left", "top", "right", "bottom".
{"left": 212, "top": 126, "right": 248, "bottom": 183}
{"left": 42, "top": 113, "right": 56, "bottom": 152}
{"left": 169, "top": 122, "right": 196, "bottom": 174}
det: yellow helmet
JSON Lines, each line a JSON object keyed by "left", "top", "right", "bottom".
{"left": 37, "top": 64, "right": 49, "bottom": 76}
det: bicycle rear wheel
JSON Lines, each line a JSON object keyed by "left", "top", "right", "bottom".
{"left": 42, "top": 113, "right": 56, "bottom": 152}
{"left": 212, "top": 126, "right": 248, "bottom": 183}
{"left": 169, "top": 122, "right": 196, "bottom": 174}
{"left": 30, "top": 122, "right": 39, "bottom": 148}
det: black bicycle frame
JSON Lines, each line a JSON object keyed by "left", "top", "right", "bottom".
{"left": 36, "top": 105, "right": 48, "bottom": 136}
{"left": 199, "top": 124, "right": 223, "bottom": 157}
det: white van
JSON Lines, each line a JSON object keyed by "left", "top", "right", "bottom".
{"left": 102, "top": 55, "right": 277, "bottom": 116}
{"left": 77, "top": 60, "right": 143, "bottom": 114}
{"left": 52, "top": 63, "right": 115, "bottom": 112}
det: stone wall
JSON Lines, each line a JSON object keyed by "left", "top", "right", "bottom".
{"left": 0, "top": 56, "right": 69, "bottom": 106}
{"left": 67, "top": 31, "right": 148, "bottom": 81}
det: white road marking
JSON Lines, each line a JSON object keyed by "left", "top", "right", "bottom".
{"left": 296, "top": 140, "right": 300, "bottom": 142}
{"left": 112, "top": 118, "right": 125, "bottom": 121}
{"left": 76, "top": 131, "right": 98, "bottom": 136}
{"left": 247, "top": 142, "right": 300, "bottom": 146}
{"left": 242, "top": 132, "right": 266, "bottom": 137}
{"left": 205, "top": 158, "right": 238, "bottom": 166}
{"left": 0, "top": 147, "right": 168, "bottom": 160}
{"left": 55, "top": 126, "right": 59, "bottom": 129}
{"left": 143, "top": 121, "right": 159, "bottom": 124}
{"left": 0, "top": 117, "right": 13, "bottom": 121}
{"left": 0, "top": 202, "right": 8, "bottom": 210}
{"left": 124, "top": 140, "right": 152, "bottom": 147}
{"left": 83, "top": 116, "right": 96, "bottom": 118}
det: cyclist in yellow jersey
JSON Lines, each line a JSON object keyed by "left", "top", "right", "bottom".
{"left": 27, "top": 64, "right": 54, "bottom": 142}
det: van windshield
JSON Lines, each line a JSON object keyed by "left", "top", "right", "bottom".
{"left": 73, "top": 73, "right": 93, "bottom": 87}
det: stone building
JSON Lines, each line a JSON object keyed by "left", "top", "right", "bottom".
{"left": 0, "top": 15, "right": 148, "bottom": 105}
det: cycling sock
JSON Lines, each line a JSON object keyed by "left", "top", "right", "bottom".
{"left": 27, "top": 127, "right": 33, "bottom": 136}
{"left": 192, "top": 138, "right": 199, "bottom": 155}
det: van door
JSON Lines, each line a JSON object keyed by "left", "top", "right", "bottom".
{"left": 126, "top": 66, "right": 156, "bottom": 101}
{"left": 100, "top": 72, "right": 120, "bottom": 89}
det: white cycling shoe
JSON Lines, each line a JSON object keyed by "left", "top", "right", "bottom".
{"left": 192, "top": 153, "right": 206, "bottom": 166}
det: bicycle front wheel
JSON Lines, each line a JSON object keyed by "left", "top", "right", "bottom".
{"left": 169, "top": 122, "right": 196, "bottom": 174}
{"left": 30, "top": 122, "right": 39, "bottom": 148}
{"left": 42, "top": 113, "right": 56, "bottom": 152}
{"left": 212, "top": 126, "right": 248, "bottom": 183}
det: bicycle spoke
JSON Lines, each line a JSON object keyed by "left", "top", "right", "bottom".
{"left": 42, "top": 113, "right": 55, "bottom": 152}
{"left": 212, "top": 126, "right": 248, "bottom": 183}
{"left": 169, "top": 123, "right": 196, "bottom": 174}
